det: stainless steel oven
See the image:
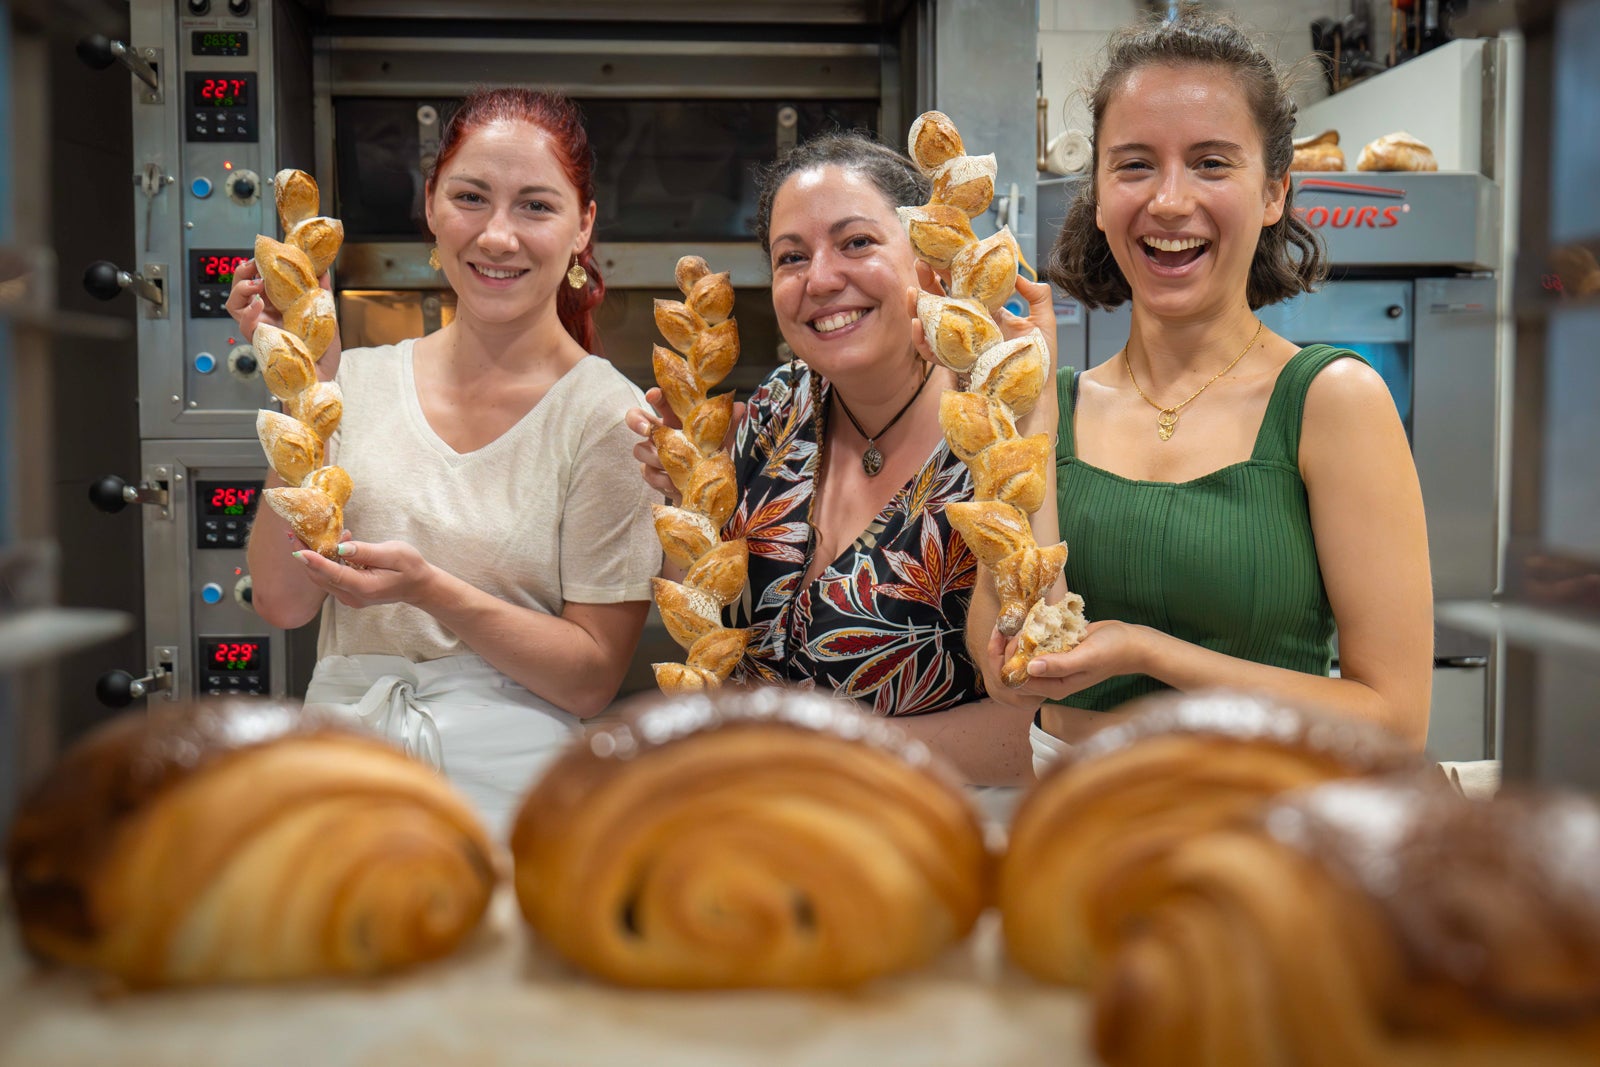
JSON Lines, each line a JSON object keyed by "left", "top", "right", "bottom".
{"left": 1040, "top": 172, "right": 1502, "bottom": 759}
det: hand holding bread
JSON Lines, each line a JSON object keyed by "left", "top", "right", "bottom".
{"left": 250, "top": 169, "right": 351, "bottom": 558}
{"left": 648, "top": 256, "right": 752, "bottom": 693}
{"left": 900, "top": 111, "right": 1087, "bottom": 676}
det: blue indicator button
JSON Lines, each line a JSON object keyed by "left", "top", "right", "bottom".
{"left": 194, "top": 352, "right": 217, "bottom": 374}
{"left": 200, "top": 582, "right": 225, "bottom": 605}
{"left": 191, "top": 176, "right": 214, "bottom": 199}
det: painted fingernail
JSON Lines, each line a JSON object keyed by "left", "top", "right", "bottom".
{"left": 292, "top": 551, "right": 307, "bottom": 563}
{"left": 335, "top": 542, "right": 354, "bottom": 557}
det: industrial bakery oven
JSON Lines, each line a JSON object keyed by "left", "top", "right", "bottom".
{"left": 1038, "top": 172, "right": 1502, "bottom": 761}
{"left": 87, "top": 0, "right": 1042, "bottom": 703}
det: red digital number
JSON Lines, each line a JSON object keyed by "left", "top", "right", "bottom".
{"left": 231, "top": 79, "right": 246, "bottom": 99}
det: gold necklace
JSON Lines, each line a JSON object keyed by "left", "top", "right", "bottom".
{"left": 1123, "top": 319, "right": 1264, "bottom": 441}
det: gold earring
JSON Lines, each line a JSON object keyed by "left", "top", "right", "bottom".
{"left": 428, "top": 246, "right": 441, "bottom": 271}
{"left": 566, "top": 260, "right": 588, "bottom": 289}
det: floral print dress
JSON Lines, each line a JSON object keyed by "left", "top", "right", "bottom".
{"left": 725, "top": 360, "right": 985, "bottom": 715}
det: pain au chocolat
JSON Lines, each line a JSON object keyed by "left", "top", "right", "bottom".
{"left": 1091, "top": 777, "right": 1600, "bottom": 1067}
{"left": 5, "top": 699, "right": 495, "bottom": 988}
{"left": 998, "top": 690, "right": 1423, "bottom": 987}
{"left": 509, "top": 687, "right": 989, "bottom": 989}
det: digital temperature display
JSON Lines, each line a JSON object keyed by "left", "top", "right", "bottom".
{"left": 192, "top": 31, "right": 249, "bottom": 57}
{"left": 197, "top": 480, "right": 263, "bottom": 517}
{"left": 190, "top": 76, "right": 250, "bottom": 109}
{"left": 203, "top": 639, "right": 263, "bottom": 672}
{"left": 197, "top": 253, "right": 249, "bottom": 287}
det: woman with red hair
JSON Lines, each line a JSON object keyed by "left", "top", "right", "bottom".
{"left": 228, "top": 89, "right": 659, "bottom": 835}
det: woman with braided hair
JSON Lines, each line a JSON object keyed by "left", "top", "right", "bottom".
{"left": 630, "top": 132, "right": 1060, "bottom": 786}
{"left": 227, "top": 88, "right": 660, "bottom": 835}
{"left": 991, "top": 9, "right": 1433, "bottom": 772}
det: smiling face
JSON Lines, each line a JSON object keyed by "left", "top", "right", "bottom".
{"left": 1094, "top": 62, "right": 1289, "bottom": 323}
{"left": 424, "top": 119, "right": 596, "bottom": 326}
{"left": 767, "top": 164, "right": 920, "bottom": 380}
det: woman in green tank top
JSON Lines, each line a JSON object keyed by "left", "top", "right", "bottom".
{"left": 966, "top": 12, "right": 1433, "bottom": 765}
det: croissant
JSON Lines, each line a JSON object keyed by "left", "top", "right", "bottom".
{"left": 254, "top": 234, "right": 317, "bottom": 314}
{"left": 256, "top": 409, "right": 323, "bottom": 486}
{"left": 274, "top": 168, "right": 319, "bottom": 230}
{"left": 286, "top": 216, "right": 344, "bottom": 277}
{"left": 509, "top": 687, "right": 989, "bottom": 988}
{"left": 264, "top": 485, "right": 342, "bottom": 556}
{"left": 1090, "top": 777, "right": 1600, "bottom": 1067}
{"left": 284, "top": 380, "right": 343, "bottom": 441}
{"left": 1291, "top": 129, "right": 1345, "bottom": 172}
{"left": 1357, "top": 131, "right": 1438, "bottom": 173}
{"left": 648, "top": 258, "right": 750, "bottom": 693}
{"left": 253, "top": 323, "right": 317, "bottom": 401}
{"left": 4, "top": 699, "right": 495, "bottom": 988}
{"left": 997, "top": 690, "right": 1422, "bottom": 988}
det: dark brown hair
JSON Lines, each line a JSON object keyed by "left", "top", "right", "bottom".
{"left": 753, "top": 132, "right": 930, "bottom": 255}
{"left": 427, "top": 88, "right": 605, "bottom": 352}
{"left": 1047, "top": 7, "right": 1326, "bottom": 310}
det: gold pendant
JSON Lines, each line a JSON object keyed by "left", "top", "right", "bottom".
{"left": 862, "top": 445, "right": 884, "bottom": 476}
{"left": 1157, "top": 409, "right": 1179, "bottom": 441}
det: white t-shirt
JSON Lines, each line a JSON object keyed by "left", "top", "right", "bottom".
{"left": 315, "top": 339, "right": 661, "bottom": 663}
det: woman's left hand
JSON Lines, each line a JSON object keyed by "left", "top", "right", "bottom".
{"left": 293, "top": 536, "right": 437, "bottom": 610}
{"left": 1003, "top": 620, "right": 1159, "bottom": 701}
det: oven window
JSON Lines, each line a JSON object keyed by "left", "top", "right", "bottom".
{"left": 332, "top": 98, "right": 879, "bottom": 243}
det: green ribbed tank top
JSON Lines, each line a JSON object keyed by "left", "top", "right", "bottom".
{"left": 1052, "top": 344, "right": 1361, "bottom": 712}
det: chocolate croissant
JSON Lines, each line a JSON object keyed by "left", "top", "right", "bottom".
{"left": 998, "top": 690, "right": 1421, "bottom": 987}
{"left": 5, "top": 699, "right": 495, "bottom": 988}
{"left": 901, "top": 110, "right": 1085, "bottom": 657}
{"left": 1090, "top": 778, "right": 1600, "bottom": 1067}
{"left": 509, "top": 687, "right": 989, "bottom": 988}
{"left": 648, "top": 256, "right": 750, "bottom": 693}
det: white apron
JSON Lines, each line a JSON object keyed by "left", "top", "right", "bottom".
{"left": 1029, "top": 721, "right": 1075, "bottom": 779}
{"left": 303, "top": 653, "right": 580, "bottom": 841}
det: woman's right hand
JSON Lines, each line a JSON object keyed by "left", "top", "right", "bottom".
{"left": 224, "top": 258, "right": 281, "bottom": 337}
{"left": 628, "top": 388, "right": 746, "bottom": 504}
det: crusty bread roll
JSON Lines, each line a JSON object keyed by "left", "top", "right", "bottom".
{"left": 286, "top": 216, "right": 344, "bottom": 278}
{"left": 283, "top": 287, "right": 337, "bottom": 359}
{"left": 253, "top": 234, "right": 317, "bottom": 314}
{"left": 1090, "top": 777, "right": 1600, "bottom": 1067}
{"left": 900, "top": 110, "right": 1084, "bottom": 658}
{"left": 998, "top": 690, "right": 1422, "bottom": 988}
{"left": 648, "top": 256, "right": 751, "bottom": 693}
{"left": 509, "top": 687, "right": 989, "bottom": 988}
{"left": 264, "top": 484, "right": 342, "bottom": 557}
{"left": 1291, "top": 128, "right": 1345, "bottom": 171}
{"left": 1357, "top": 131, "right": 1438, "bottom": 172}
{"left": 283, "top": 380, "right": 343, "bottom": 442}
{"left": 1001, "top": 594, "right": 1088, "bottom": 687}
{"left": 274, "top": 168, "right": 319, "bottom": 230}
{"left": 256, "top": 409, "right": 323, "bottom": 486}
{"left": 253, "top": 322, "right": 317, "bottom": 401}
{"left": 5, "top": 700, "right": 495, "bottom": 988}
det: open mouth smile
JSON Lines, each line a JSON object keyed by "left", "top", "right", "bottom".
{"left": 469, "top": 262, "right": 529, "bottom": 281}
{"left": 1140, "top": 235, "right": 1211, "bottom": 270}
{"left": 809, "top": 308, "right": 868, "bottom": 334}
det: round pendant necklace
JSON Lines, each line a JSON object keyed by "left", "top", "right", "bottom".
{"left": 1124, "top": 319, "right": 1265, "bottom": 441}
{"left": 831, "top": 363, "right": 933, "bottom": 476}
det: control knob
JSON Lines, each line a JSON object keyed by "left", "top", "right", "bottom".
{"left": 228, "top": 0, "right": 252, "bottom": 15}
{"left": 226, "top": 169, "right": 261, "bottom": 206}
{"left": 83, "top": 259, "right": 167, "bottom": 315}
{"left": 88, "top": 474, "right": 168, "bottom": 513}
{"left": 235, "top": 575, "right": 255, "bottom": 609}
{"left": 229, "top": 344, "right": 259, "bottom": 379}
{"left": 188, "top": 0, "right": 212, "bottom": 14}
{"left": 96, "top": 664, "right": 173, "bottom": 708}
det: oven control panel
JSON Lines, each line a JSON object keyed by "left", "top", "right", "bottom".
{"left": 198, "top": 636, "right": 270, "bottom": 695}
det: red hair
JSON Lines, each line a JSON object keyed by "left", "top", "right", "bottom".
{"left": 426, "top": 88, "right": 605, "bottom": 353}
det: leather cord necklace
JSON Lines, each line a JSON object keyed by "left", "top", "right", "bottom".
{"left": 831, "top": 362, "right": 934, "bottom": 476}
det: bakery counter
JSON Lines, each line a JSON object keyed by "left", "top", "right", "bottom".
{"left": 0, "top": 885, "right": 1095, "bottom": 1067}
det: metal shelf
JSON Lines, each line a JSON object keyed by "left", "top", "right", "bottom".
{"left": 1436, "top": 599, "right": 1600, "bottom": 659}
{"left": 0, "top": 608, "right": 133, "bottom": 672}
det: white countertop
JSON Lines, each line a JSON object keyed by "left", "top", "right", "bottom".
{"left": 0, "top": 884, "right": 1097, "bottom": 1067}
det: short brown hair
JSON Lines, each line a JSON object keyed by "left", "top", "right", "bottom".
{"left": 1047, "top": 7, "right": 1326, "bottom": 310}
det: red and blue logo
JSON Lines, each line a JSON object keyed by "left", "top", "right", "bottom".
{"left": 1293, "top": 178, "right": 1408, "bottom": 230}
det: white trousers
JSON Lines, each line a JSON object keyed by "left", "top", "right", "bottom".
{"left": 1029, "top": 721, "right": 1075, "bottom": 779}
{"left": 304, "top": 653, "right": 581, "bottom": 842}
